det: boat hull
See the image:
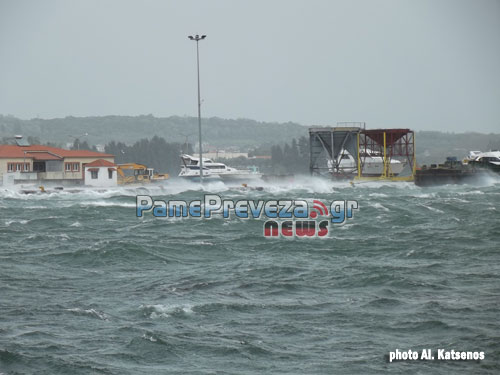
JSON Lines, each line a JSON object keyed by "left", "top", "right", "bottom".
{"left": 179, "top": 175, "right": 220, "bottom": 182}
{"left": 415, "top": 168, "right": 485, "bottom": 187}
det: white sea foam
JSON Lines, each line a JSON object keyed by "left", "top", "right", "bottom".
{"left": 442, "top": 197, "right": 468, "bottom": 203}
{"left": 369, "top": 192, "right": 389, "bottom": 198}
{"left": 189, "top": 240, "right": 215, "bottom": 246}
{"left": 349, "top": 180, "right": 417, "bottom": 190}
{"left": 419, "top": 204, "right": 444, "bottom": 214}
{"left": 79, "top": 201, "right": 136, "bottom": 208}
{"left": 337, "top": 223, "right": 355, "bottom": 230}
{"left": 0, "top": 174, "right": 429, "bottom": 205}
{"left": 66, "top": 308, "right": 108, "bottom": 320}
{"left": 0, "top": 174, "right": 495, "bottom": 206}
{"left": 5, "top": 219, "right": 29, "bottom": 226}
{"left": 141, "top": 333, "right": 157, "bottom": 342}
{"left": 371, "top": 202, "right": 390, "bottom": 212}
{"left": 411, "top": 193, "right": 436, "bottom": 199}
{"left": 457, "top": 190, "right": 484, "bottom": 196}
{"left": 140, "top": 303, "right": 194, "bottom": 319}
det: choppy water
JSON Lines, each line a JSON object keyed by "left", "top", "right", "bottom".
{"left": 1, "top": 177, "right": 499, "bottom": 374}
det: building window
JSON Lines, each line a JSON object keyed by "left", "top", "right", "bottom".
{"left": 91, "top": 170, "right": 98, "bottom": 179}
{"left": 7, "top": 163, "right": 30, "bottom": 172}
{"left": 108, "top": 170, "right": 113, "bottom": 179}
{"left": 65, "top": 162, "right": 80, "bottom": 172}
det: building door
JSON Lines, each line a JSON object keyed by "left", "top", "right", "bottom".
{"left": 33, "top": 162, "right": 46, "bottom": 172}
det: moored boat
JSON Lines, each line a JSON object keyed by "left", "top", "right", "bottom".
{"left": 178, "top": 154, "right": 262, "bottom": 182}
{"left": 464, "top": 150, "right": 500, "bottom": 173}
{"left": 328, "top": 149, "right": 405, "bottom": 176}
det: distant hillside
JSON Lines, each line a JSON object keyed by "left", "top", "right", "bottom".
{"left": 0, "top": 115, "right": 307, "bottom": 149}
{"left": 1, "top": 115, "right": 499, "bottom": 165}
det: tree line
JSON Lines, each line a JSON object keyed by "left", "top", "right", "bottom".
{"left": 270, "top": 136, "right": 309, "bottom": 174}
{"left": 103, "top": 135, "right": 310, "bottom": 176}
{"left": 224, "top": 136, "right": 310, "bottom": 175}
{"left": 104, "top": 136, "right": 184, "bottom": 175}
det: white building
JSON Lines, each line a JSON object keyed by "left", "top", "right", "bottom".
{"left": 84, "top": 159, "right": 117, "bottom": 187}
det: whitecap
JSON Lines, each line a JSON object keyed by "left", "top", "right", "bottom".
{"left": 457, "top": 190, "right": 484, "bottom": 196}
{"left": 5, "top": 219, "right": 28, "bottom": 226}
{"left": 190, "top": 240, "right": 215, "bottom": 246}
{"left": 142, "top": 333, "right": 157, "bottom": 342}
{"left": 369, "top": 192, "right": 388, "bottom": 198}
{"left": 420, "top": 204, "right": 444, "bottom": 213}
{"left": 66, "top": 308, "right": 108, "bottom": 320}
{"left": 140, "top": 303, "right": 194, "bottom": 319}
{"left": 79, "top": 201, "right": 136, "bottom": 208}
{"left": 412, "top": 193, "right": 436, "bottom": 198}
{"left": 372, "top": 202, "right": 390, "bottom": 212}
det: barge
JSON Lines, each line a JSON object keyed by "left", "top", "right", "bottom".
{"left": 415, "top": 157, "right": 486, "bottom": 187}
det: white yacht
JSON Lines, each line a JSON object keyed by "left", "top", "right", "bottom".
{"left": 464, "top": 150, "right": 500, "bottom": 172}
{"left": 178, "top": 155, "right": 262, "bottom": 182}
{"left": 465, "top": 150, "right": 500, "bottom": 163}
{"left": 328, "top": 149, "right": 405, "bottom": 176}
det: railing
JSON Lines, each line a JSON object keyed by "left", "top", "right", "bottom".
{"left": 4, "top": 171, "right": 84, "bottom": 181}
{"left": 337, "top": 122, "right": 366, "bottom": 129}
{"left": 18, "top": 172, "right": 38, "bottom": 180}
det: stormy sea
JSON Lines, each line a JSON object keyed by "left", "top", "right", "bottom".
{"left": 1, "top": 177, "right": 499, "bottom": 374}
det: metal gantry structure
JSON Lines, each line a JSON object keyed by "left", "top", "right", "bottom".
{"left": 309, "top": 123, "right": 364, "bottom": 177}
{"left": 357, "top": 128, "right": 416, "bottom": 181}
{"left": 309, "top": 123, "right": 416, "bottom": 181}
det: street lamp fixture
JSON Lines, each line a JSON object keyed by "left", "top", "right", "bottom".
{"left": 188, "top": 34, "right": 206, "bottom": 182}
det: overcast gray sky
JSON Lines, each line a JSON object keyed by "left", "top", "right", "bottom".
{"left": 0, "top": 0, "right": 499, "bottom": 132}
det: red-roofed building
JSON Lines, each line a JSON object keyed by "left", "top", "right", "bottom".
{"left": 83, "top": 159, "right": 118, "bottom": 187}
{"left": 0, "top": 144, "right": 115, "bottom": 186}
{"left": 84, "top": 159, "right": 116, "bottom": 168}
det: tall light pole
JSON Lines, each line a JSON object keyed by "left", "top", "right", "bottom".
{"left": 188, "top": 34, "right": 206, "bottom": 182}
